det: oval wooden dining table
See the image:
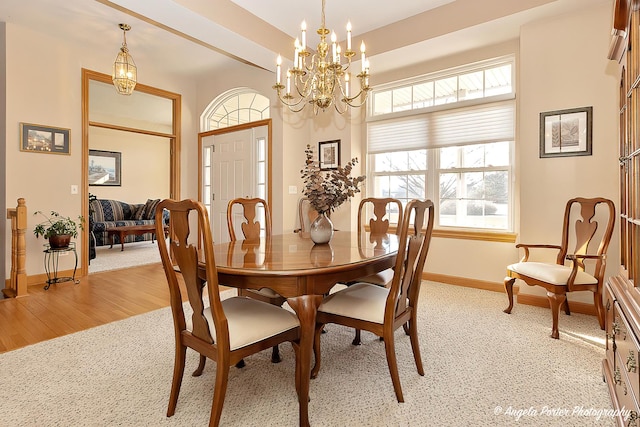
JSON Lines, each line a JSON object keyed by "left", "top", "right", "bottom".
{"left": 200, "top": 231, "right": 399, "bottom": 427}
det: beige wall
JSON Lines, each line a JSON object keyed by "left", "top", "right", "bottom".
{"left": 4, "top": 22, "right": 199, "bottom": 277}
{"left": 88, "top": 127, "right": 170, "bottom": 203}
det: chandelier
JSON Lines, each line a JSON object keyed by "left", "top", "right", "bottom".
{"left": 273, "top": 0, "right": 370, "bottom": 114}
{"left": 112, "top": 24, "right": 137, "bottom": 95}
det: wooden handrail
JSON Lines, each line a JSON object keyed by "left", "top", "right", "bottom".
{"left": 3, "top": 198, "right": 27, "bottom": 298}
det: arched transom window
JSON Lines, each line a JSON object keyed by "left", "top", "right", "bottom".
{"left": 201, "top": 87, "right": 270, "bottom": 131}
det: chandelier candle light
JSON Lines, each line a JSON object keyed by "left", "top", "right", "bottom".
{"left": 112, "top": 23, "right": 137, "bottom": 95}
{"left": 274, "top": 0, "right": 371, "bottom": 114}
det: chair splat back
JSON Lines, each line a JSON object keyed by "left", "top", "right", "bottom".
{"left": 156, "top": 199, "right": 224, "bottom": 346}
{"left": 358, "top": 197, "right": 403, "bottom": 237}
{"left": 227, "top": 197, "right": 271, "bottom": 242}
{"left": 558, "top": 197, "right": 615, "bottom": 271}
{"left": 350, "top": 197, "right": 403, "bottom": 286}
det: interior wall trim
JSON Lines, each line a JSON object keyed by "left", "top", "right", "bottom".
{"left": 423, "top": 271, "right": 597, "bottom": 317}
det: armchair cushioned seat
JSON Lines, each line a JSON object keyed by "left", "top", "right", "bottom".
{"left": 507, "top": 262, "right": 598, "bottom": 286}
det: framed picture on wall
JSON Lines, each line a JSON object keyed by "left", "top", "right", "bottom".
{"left": 19, "top": 122, "right": 70, "bottom": 155}
{"left": 89, "top": 150, "right": 121, "bottom": 186}
{"left": 319, "top": 139, "right": 340, "bottom": 170}
{"left": 539, "top": 106, "right": 593, "bottom": 158}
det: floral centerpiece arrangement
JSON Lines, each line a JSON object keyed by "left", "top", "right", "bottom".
{"left": 301, "top": 144, "right": 366, "bottom": 214}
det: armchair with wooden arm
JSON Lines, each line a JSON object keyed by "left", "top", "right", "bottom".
{"left": 503, "top": 197, "right": 615, "bottom": 339}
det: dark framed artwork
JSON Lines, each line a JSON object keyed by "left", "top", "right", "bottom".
{"left": 89, "top": 150, "right": 121, "bottom": 186}
{"left": 539, "top": 106, "right": 593, "bottom": 158}
{"left": 19, "top": 122, "right": 70, "bottom": 155}
{"left": 319, "top": 139, "right": 340, "bottom": 170}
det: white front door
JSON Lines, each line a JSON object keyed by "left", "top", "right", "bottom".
{"left": 201, "top": 125, "right": 268, "bottom": 243}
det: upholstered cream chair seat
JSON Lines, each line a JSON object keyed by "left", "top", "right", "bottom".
{"left": 186, "top": 297, "right": 299, "bottom": 351}
{"left": 320, "top": 283, "right": 390, "bottom": 324}
{"left": 507, "top": 262, "right": 599, "bottom": 286}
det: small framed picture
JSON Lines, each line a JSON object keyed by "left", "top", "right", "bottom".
{"left": 20, "top": 122, "right": 70, "bottom": 155}
{"left": 89, "top": 149, "right": 122, "bottom": 186}
{"left": 539, "top": 106, "right": 593, "bottom": 158}
{"left": 319, "top": 139, "right": 340, "bottom": 170}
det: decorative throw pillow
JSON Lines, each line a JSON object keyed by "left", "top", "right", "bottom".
{"left": 143, "top": 199, "right": 161, "bottom": 220}
{"left": 133, "top": 204, "right": 146, "bottom": 220}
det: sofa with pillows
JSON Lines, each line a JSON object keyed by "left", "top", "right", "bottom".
{"left": 89, "top": 198, "right": 168, "bottom": 249}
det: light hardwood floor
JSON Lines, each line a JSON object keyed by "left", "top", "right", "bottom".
{"left": 0, "top": 263, "right": 178, "bottom": 353}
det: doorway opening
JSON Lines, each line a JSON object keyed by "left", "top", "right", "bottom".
{"left": 81, "top": 69, "right": 181, "bottom": 276}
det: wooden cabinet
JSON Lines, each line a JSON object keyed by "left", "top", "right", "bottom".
{"left": 604, "top": 278, "right": 640, "bottom": 425}
{"left": 605, "top": 1, "right": 640, "bottom": 425}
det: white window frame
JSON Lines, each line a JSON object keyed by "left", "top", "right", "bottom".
{"left": 366, "top": 56, "right": 515, "bottom": 233}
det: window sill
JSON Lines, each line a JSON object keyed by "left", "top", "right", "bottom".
{"left": 432, "top": 229, "right": 516, "bottom": 243}
{"left": 379, "top": 225, "right": 516, "bottom": 243}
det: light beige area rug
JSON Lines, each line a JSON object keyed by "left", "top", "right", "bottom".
{"left": 0, "top": 283, "right": 616, "bottom": 426}
{"left": 89, "top": 240, "right": 163, "bottom": 273}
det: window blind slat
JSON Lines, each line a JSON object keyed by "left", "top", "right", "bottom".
{"left": 368, "top": 100, "right": 514, "bottom": 153}
{"left": 368, "top": 118, "right": 428, "bottom": 153}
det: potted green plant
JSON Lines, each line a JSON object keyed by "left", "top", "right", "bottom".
{"left": 33, "top": 210, "right": 85, "bottom": 249}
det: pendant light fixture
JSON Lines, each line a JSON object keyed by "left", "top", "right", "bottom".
{"left": 112, "top": 24, "right": 137, "bottom": 95}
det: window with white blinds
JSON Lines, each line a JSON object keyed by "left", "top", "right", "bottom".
{"left": 366, "top": 58, "right": 515, "bottom": 232}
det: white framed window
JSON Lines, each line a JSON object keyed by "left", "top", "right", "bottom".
{"left": 370, "top": 57, "right": 514, "bottom": 116}
{"left": 201, "top": 87, "right": 270, "bottom": 131}
{"left": 438, "top": 142, "right": 511, "bottom": 229}
{"left": 367, "top": 57, "right": 515, "bottom": 232}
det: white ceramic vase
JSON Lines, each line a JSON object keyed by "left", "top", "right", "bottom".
{"left": 309, "top": 211, "right": 334, "bottom": 244}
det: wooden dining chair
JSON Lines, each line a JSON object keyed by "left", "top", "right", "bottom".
{"left": 155, "top": 199, "right": 301, "bottom": 426}
{"left": 504, "top": 197, "right": 615, "bottom": 339}
{"left": 227, "top": 197, "right": 288, "bottom": 363}
{"left": 349, "top": 197, "right": 404, "bottom": 345}
{"left": 311, "top": 199, "right": 435, "bottom": 403}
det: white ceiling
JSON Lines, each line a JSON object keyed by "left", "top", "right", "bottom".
{"left": 0, "top": 0, "right": 612, "bottom": 79}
